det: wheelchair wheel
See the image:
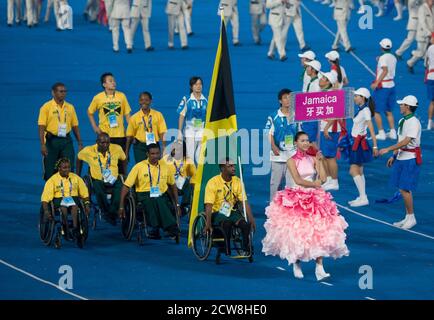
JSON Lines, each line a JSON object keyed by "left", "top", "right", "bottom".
{"left": 192, "top": 213, "right": 212, "bottom": 261}
{"left": 39, "top": 204, "right": 55, "bottom": 246}
{"left": 233, "top": 228, "right": 254, "bottom": 259}
{"left": 121, "top": 193, "right": 136, "bottom": 240}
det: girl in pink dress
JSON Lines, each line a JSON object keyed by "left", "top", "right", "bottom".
{"left": 262, "top": 131, "right": 349, "bottom": 281}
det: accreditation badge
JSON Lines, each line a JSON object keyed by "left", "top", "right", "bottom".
{"left": 58, "top": 123, "right": 67, "bottom": 137}
{"left": 60, "top": 196, "right": 76, "bottom": 207}
{"left": 193, "top": 118, "right": 203, "bottom": 129}
{"left": 108, "top": 113, "right": 118, "bottom": 128}
{"left": 145, "top": 132, "right": 156, "bottom": 145}
{"left": 102, "top": 169, "right": 116, "bottom": 185}
{"left": 150, "top": 186, "right": 161, "bottom": 198}
{"left": 175, "top": 175, "right": 186, "bottom": 190}
{"left": 219, "top": 201, "right": 232, "bottom": 217}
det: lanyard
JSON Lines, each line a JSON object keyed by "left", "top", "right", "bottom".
{"left": 173, "top": 161, "right": 184, "bottom": 176}
{"left": 97, "top": 151, "right": 111, "bottom": 172}
{"left": 60, "top": 178, "right": 72, "bottom": 198}
{"left": 56, "top": 105, "right": 67, "bottom": 123}
{"left": 306, "top": 76, "right": 318, "bottom": 92}
{"left": 147, "top": 163, "right": 160, "bottom": 187}
{"left": 223, "top": 181, "right": 237, "bottom": 203}
{"left": 142, "top": 115, "right": 153, "bottom": 132}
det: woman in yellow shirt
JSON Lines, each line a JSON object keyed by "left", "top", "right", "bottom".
{"left": 41, "top": 158, "right": 90, "bottom": 239}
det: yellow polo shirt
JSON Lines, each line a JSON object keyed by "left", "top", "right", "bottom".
{"left": 41, "top": 172, "right": 89, "bottom": 202}
{"left": 162, "top": 155, "right": 197, "bottom": 184}
{"left": 77, "top": 144, "right": 126, "bottom": 180}
{"left": 38, "top": 99, "right": 79, "bottom": 136}
{"left": 124, "top": 160, "right": 174, "bottom": 193}
{"left": 87, "top": 91, "right": 131, "bottom": 138}
{"left": 126, "top": 109, "right": 167, "bottom": 143}
{"left": 204, "top": 175, "right": 247, "bottom": 213}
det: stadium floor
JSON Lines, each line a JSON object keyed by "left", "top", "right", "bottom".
{"left": 0, "top": 0, "right": 433, "bottom": 300}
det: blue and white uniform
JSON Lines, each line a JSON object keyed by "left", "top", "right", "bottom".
{"left": 265, "top": 109, "right": 297, "bottom": 202}
{"left": 373, "top": 51, "right": 397, "bottom": 114}
{"left": 349, "top": 102, "right": 373, "bottom": 165}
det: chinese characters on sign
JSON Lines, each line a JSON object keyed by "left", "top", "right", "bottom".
{"left": 294, "top": 90, "right": 346, "bottom": 122}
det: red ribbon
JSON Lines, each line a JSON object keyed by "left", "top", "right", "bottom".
{"left": 352, "top": 135, "right": 368, "bottom": 151}
{"left": 401, "top": 147, "right": 422, "bottom": 165}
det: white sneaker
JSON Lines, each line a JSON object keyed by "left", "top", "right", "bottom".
{"left": 350, "top": 197, "right": 369, "bottom": 207}
{"left": 393, "top": 216, "right": 408, "bottom": 228}
{"left": 427, "top": 120, "right": 433, "bottom": 130}
{"left": 329, "top": 2, "right": 335, "bottom": 7}
{"left": 375, "top": 9, "right": 384, "bottom": 17}
{"left": 315, "top": 264, "right": 330, "bottom": 281}
{"left": 348, "top": 197, "right": 360, "bottom": 205}
{"left": 323, "top": 180, "right": 339, "bottom": 191}
{"left": 321, "top": 0, "right": 330, "bottom": 4}
{"left": 387, "top": 130, "right": 397, "bottom": 140}
{"left": 393, "top": 15, "right": 402, "bottom": 21}
{"left": 401, "top": 215, "right": 417, "bottom": 230}
{"left": 293, "top": 262, "right": 304, "bottom": 279}
{"left": 376, "top": 131, "right": 386, "bottom": 140}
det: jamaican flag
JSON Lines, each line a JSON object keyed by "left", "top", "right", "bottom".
{"left": 187, "top": 18, "right": 242, "bottom": 247}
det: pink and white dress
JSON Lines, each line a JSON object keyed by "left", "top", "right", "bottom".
{"left": 262, "top": 150, "right": 349, "bottom": 264}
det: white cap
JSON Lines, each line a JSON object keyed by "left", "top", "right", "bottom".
{"left": 325, "top": 50, "right": 340, "bottom": 61}
{"left": 397, "top": 95, "right": 418, "bottom": 107}
{"left": 379, "top": 38, "right": 392, "bottom": 49}
{"left": 305, "top": 60, "right": 321, "bottom": 72}
{"left": 354, "top": 87, "right": 371, "bottom": 99}
{"left": 321, "top": 71, "right": 338, "bottom": 85}
{"left": 298, "top": 50, "right": 316, "bottom": 60}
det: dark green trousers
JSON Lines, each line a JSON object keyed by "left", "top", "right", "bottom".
{"left": 136, "top": 192, "right": 177, "bottom": 231}
{"left": 179, "top": 179, "right": 193, "bottom": 207}
{"left": 44, "top": 134, "right": 75, "bottom": 181}
{"left": 92, "top": 178, "right": 122, "bottom": 217}
{"left": 133, "top": 140, "right": 148, "bottom": 163}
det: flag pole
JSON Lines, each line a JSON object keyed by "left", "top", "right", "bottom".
{"left": 238, "top": 156, "right": 248, "bottom": 223}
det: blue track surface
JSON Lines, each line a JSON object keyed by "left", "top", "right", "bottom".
{"left": 0, "top": 0, "right": 433, "bottom": 300}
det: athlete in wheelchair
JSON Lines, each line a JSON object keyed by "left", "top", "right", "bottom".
{"left": 192, "top": 158, "right": 256, "bottom": 263}
{"left": 163, "top": 140, "right": 196, "bottom": 218}
{"left": 39, "top": 158, "right": 90, "bottom": 248}
{"left": 76, "top": 132, "right": 127, "bottom": 228}
{"left": 118, "top": 143, "right": 181, "bottom": 244}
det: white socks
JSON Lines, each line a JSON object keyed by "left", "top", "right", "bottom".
{"left": 353, "top": 175, "right": 367, "bottom": 199}
{"left": 428, "top": 119, "right": 432, "bottom": 130}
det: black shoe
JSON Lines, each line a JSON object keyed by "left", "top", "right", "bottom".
{"left": 188, "top": 32, "right": 194, "bottom": 36}
{"left": 301, "top": 45, "right": 311, "bottom": 52}
{"left": 332, "top": 47, "right": 340, "bottom": 52}
{"left": 280, "top": 55, "right": 288, "bottom": 62}
{"left": 181, "top": 45, "right": 189, "bottom": 50}
{"left": 113, "top": 49, "right": 119, "bottom": 53}
{"left": 127, "top": 48, "right": 132, "bottom": 54}
{"left": 345, "top": 47, "right": 355, "bottom": 53}
{"left": 7, "top": 23, "right": 12, "bottom": 27}
{"left": 145, "top": 46, "right": 154, "bottom": 51}
{"left": 148, "top": 228, "right": 162, "bottom": 240}
{"left": 254, "top": 38, "right": 261, "bottom": 45}
{"left": 168, "top": 45, "right": 175, "bottom": 50}
{"left": 267, "top": 53, "right": 274, "bottom": 60}
{"left": 233, "top": 41, "right": 241, "bottom": 46}
{"left": 396, "top": 53, "right": 403, "bottom": 61}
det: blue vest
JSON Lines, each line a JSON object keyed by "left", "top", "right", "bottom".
{"left": 265, "top": 110, "right": 297, "bottom": 150}
{"left": 176, "top": 94, "right": 208, "bottom": 122}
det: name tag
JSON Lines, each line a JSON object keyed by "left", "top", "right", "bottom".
{"left": 58, "top": 123, "right": 67, "bottom": 137}
{"left": 108, "top": 113, "right": 118, "bottom": 128}
{"left": 146, "top": 132, "right": 156, "bottom": 145}
{"left": 60, "top": 196, "right": 75, "bottom": 207}
{"left": 175, "top": 175, "right": 186, "bottom": 190}
{"left": 102, "top": 169, "right": 116, "bottom": 185}
{"left": 150, "top": 186, "right": 161, "bottom": 198}
{"left": 193, "top": 118, "right": 203, "bottom": 129}
{"left": 219, "top": 201, "right": 232, "bottom": 217}
{"left": 285, "top": 135, "right": 293, "bottom": 147}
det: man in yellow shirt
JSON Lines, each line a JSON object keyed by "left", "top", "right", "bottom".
{"left": 163, "top": 140, "right": 196, "bottom": 216}
{"left": 119, "top": 143, "right": 181, "bottom": 240}
{"left": 77, "top": 132, "right": 127, "bottom": 225}
{"left": 204, "top": 158, "right": 256, "bottom": 255}
{"left": 41, "top": 158, "right": 90, "bottom": 238}
{"left": 126, "top": 92, "right": 168, "bottom": 163}
{"left": 38, "top": 82, "right": 84, "bottom": 181}
{"left": 87, "top": 72, "right": 131, "bottom": 173}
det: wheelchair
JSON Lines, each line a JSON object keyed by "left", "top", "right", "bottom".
{"left": 191, "top": 210, "right": 254, "bottom": 264}
{"left": 121, "top": 189, "right": 181, "bottom": 245}
{"left": 83, "top": 174, "right": 123, "bottom": 230}
{"left": 39, "top": 200, "right": 89, "bottom": 249}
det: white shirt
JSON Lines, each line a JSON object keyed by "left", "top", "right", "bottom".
{"left": 269, "top": 109, "right": 296, "bottom": 162}
{"left": 302, "top": 69, "right": 310, "bottom": 92}
{"left": 376, "top": 53, "right": 397, "bottom": 88}
{"left": 351, "top": 107, "right": 371, "bottom": 137}
{"left": 397, "top": 116, "right": 421, "bottom": 161}
{"left": 426, "top": 44, "right": 434, "bottom": 80}
{"left": 306, "top": 76, "right": 320, "bottom": 92}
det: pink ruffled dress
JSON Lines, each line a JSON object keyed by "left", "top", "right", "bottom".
{"left": 262, "top": 150, "right": 349, "bottom": 264}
